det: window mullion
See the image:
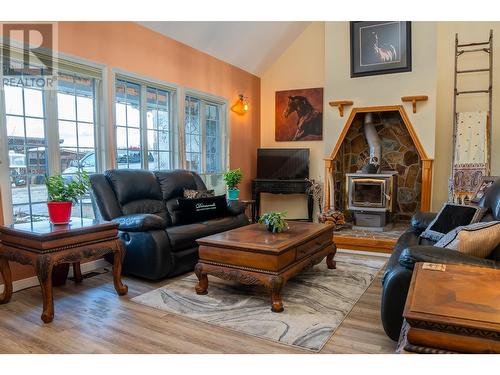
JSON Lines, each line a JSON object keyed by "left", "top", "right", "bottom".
{"left": 140, "top": 84, "right": 148, "bottom": 169}
{"left": 45, "top": 89, "right": 60, "bottom": 175}
{"left": 200, "top": 101, "right": 207, "bottom": 174}
{"left": 178, "top": 88, "right": 186, "bottom": 169}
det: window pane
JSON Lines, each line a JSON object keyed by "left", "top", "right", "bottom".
{"left": 158, "top": 152, "right": 171, "bottom": 170}
{"left": 147, "top": 130, "right": 158, "bottom": 151}
{"left": 78, "top": 122, "right": 95, "bottom": 147}
{"left": 158, "top": 130, "right": 170, "bottom": 151}
{"left": 158, "top": 110, "right": 169, "bottom": 131}
{"left": 6, "top": 115, "right": 25, "bottom": 138}
{"left": 61, "top": 148, "right": 96, "bottom": 175}
{"left": 116, "top": 127, "right": 127, "bottom": 149}
{"left": 24, "top": 88, "right": 44, "bottom": 117}
{"left": 186, "top": 153, "right": 200, "bottom": 172}
{"left": 58, "top": 120, "right": 78, "bottom": 147}
{"left": 4, "top": 85, "right": 24, "bottom": 115}
{"left": 57, "top": 92, "right": 76, "bottom": 120}
{"left": 77, "top": 96, "right": 94, "bottom": 122}
{"left": 25, "top": 118, "right": 45, "bottom": 140}
{"left": 31, "top": 203, "right": 49, "bottom": 221}
{"left": 146, "top": 87, "right": 157, "bottom": 106}
{"left": 147, "top": 109, "right": 156, "bottom": 130}
{"left": 126, "top": 104, "right": 140, "bottom": 128}
{"left": 127, "top": 128, "right": 141, "bottom": 149}
{"left": 115, "top": 102, "right": 127, "bottom": 126}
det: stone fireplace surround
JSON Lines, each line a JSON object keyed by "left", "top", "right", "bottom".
{"left": 324, "top": 106, "right": 434, "bottom": 221}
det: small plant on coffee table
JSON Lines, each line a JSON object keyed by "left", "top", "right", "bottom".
{"left": 258, "top": 211, "right": 289, "bottom": 233}
{"left": 223, "top": 168, "right": 243, "bottom": 200}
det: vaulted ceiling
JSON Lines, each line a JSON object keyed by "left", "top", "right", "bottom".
{"left": 137, "top": 21, "right": 311, "bottom": 76}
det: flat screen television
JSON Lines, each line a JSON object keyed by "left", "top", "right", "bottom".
{"left": 256, "top": 148, "right": 309, "bottom": 180}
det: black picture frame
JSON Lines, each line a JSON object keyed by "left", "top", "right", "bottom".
{"left": 350, "top": 21, "right": 412, "bottom": 78}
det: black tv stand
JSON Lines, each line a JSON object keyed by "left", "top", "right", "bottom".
{"left": 251, "top": 179, "right": 313, "bottom": 222}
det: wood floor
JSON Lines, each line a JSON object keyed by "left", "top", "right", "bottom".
{"left": 0, "top": 256, "right": 396, "bottom": 354}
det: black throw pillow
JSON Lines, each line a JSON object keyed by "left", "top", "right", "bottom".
{"left": 420, "top": 203, "right": 486, "bottom": 242}
{"left": 177, "top": 195, "right": 228, "bottom": 224}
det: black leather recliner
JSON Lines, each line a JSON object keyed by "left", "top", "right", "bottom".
{"left": 381, "top": 178, "right": 500, "bottom": 340}
{"left": 89, "top": 169, "right": 250, "bottom": 280}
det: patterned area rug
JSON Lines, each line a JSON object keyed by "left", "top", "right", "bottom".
{"left": 131, "top": 252, "right": 386, "bottom": 352}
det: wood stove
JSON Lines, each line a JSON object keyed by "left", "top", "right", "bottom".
{"left": 346, "top": 171, "right": 398, "bottom": 230}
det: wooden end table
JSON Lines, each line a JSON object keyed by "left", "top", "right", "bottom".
{"left": 240, "top": 199, "right": 257, "bottom": 223}
{"left": 402, "top": 262, "right": 500, "bottom": 354}
{"left": 0, "top": 218, "right": 128, "bottom": 323}
{"left": 195, "top": 222, "right": 336, "bottom": 312}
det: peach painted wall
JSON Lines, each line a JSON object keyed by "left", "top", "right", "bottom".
{"left": 2, "top": 21, "right": 260, "bottom": 282}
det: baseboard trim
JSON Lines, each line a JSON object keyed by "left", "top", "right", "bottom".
{"left": 0, "top": 259, "right": 110, "bottom": 294}
{"left": 338, "top": 248, "right": 390, "bottom": 258}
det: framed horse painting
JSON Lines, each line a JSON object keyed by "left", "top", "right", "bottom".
{"left": 275, "top": 87, "right": 323, "bottom": 141}
{"left": 350, "top": 21, "right": 411, "bottom": 77}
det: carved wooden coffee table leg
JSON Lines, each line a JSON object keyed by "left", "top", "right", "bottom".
{"left": 194, "top": 263, "right": 208, "bottom": 295}
{"left": 270, "top": 276, "right": 284, "bottom": 313}
{"left": 0, "top": 258, "right": 13, "bottom": 304}
{"left": 36, "top": 256, "right": 54, "bottom": 323}
{"left": 112, "top": 240, "right": 128, "bottom": 296}
{"left": 326, "top": 243, "right": 337, "bottom": 269}
{"left": 73, "top": 262, "right": 83, "bottom": 283}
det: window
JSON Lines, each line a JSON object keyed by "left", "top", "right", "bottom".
{"left": 184, "top": 95, "right": 225, "bottom": 174}
{"left": 1, "top": 55, "right": 103, "bottom": 224}
{"left": 4, "top": 82, "right": 49, "bottom": 223}
{"left": 114, "top": 77, "right": 174, "bottom": 170}
{"left": 57, "top": 72, "right": 98, "bottom": 219}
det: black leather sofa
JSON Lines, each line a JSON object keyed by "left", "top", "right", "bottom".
{"left": 89, "top": 169, "right": 250, "bottom": 280}
{"left": 381, "top": 178, "right": 500, "bottom": 340}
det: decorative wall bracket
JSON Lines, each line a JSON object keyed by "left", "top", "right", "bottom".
{"left": 401, "top": 95, "right": 428, "bottom": 113}
{"left": 329, "top": 100, "right": 353, "bottom": 117}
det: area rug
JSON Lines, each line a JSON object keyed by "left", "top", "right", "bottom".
{"left": 131, "top": 252, "right": 386, "bottom": 352}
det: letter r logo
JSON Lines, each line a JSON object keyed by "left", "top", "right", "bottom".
{"left": 2, "top": 23, "right": 54, "bottom": 76}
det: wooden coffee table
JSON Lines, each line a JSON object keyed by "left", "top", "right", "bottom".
{"left": 402, "top": 262, "right": 500, "bottom": 353}
{"left": 0, "top": 218, "right": 128, "bottom": 323}
{"left": 195, "top": 222, "right": 336, "bottom": 312}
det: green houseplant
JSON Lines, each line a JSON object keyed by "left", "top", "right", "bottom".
{"left": 223, "top": 168, "right": 243, "bottom": 200}
{"left": 258, "top": 211, "right": 289, "bottom": 233}
{"left": 45, "top": 171, "right": 90, "bottom": 224}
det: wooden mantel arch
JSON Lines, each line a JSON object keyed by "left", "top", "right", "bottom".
{"left": 324, "top": 105, "right": 434, "bottom": 212}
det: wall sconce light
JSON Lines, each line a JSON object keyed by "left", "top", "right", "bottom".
{"left": 231, "top": 94, "right": 249, "bottom": 115}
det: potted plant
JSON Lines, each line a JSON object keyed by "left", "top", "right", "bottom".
{"left": 258, "top": 211, "right": 289, "bottom": 233}
{"left": 45, "top": 171, "right": 90, "bottom": 225}
{"left": 223, "top": 168, "right": 243, "bottom": 200}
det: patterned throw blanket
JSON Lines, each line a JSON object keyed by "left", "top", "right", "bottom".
{"left": 452, "top": 111, "right": 488, "bottom": 203}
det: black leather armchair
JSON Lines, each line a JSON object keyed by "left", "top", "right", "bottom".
{"left": 89, "top": 169, "right": 249, "bottom": 280}
{"left": 381, "top": 178, "right": 500, "bottom": 340}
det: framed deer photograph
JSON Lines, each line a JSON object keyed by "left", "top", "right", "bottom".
{"left": 275, "top": 87, "right": 323, "bottom": 141}
{"left": 350, "top": 21, "right": 412, "bottom": 77}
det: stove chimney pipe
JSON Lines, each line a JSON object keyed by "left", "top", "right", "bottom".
{"left": 363, "top": 112, "right": 381, "bottom": 168}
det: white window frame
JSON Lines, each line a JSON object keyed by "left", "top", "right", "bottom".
{"left": 112, "top": 69, "right": 179, "bottom": 171}
{"left": 181, "top": 87, "right": 229, "bottom": 176}
{"left": 0, "top": 43, "right": 106, "bottom": 224}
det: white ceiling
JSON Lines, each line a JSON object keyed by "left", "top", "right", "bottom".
{"left": 137, "top": 21, "right": 311, "bottom": 76}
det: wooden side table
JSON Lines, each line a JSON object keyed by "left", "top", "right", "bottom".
{"left": 0, "top": 218, "right": 128, "bottom": 323}
{"left": 402, "top": 262, "right": 500, "bottom": 353}
{"left": 240, "top": 199, "right": 257, "bottom": 223}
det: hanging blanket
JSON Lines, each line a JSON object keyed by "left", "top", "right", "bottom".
{"left": 452, "top": 111, "right": 488, "bottom": 199}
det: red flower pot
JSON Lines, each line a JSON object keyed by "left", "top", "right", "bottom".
{"left": 47, "top": 201, "right": 73, "bottom": 225}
